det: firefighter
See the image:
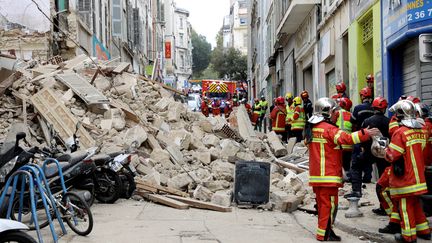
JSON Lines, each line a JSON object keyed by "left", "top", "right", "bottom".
{"left": 415, "top": 103, "right": 432, "bottom": 166}
{"left": 285, "top": 93, "right": 295, "bottom": 140}
{"left": 362, "top": 97, "right": 391, "bottom": 216}
{"left": 301, "top": 90, "right": 313, "bottom": 121}
{"left": 224, "top": 101, "right": 232, "bottom": 118}
{"left": 270, "top": 96, "right": 287, "bottom": 142}
{"left": 308, "top": 97, "right": 379, "bottom": 242}
{"left": 269, "top": 98, "right": 277, "bottom": 132}
{"left": 252, "top": 98, "right": 261, "bottom": 129}
{"left": 332, "top": 82, "right": 348, "bottom": 100}
{"left": 389, "top": 96, "right": 421, "bottom": 137}
{"left": 335, "top": 97, "right": 353, "bottom": 177}
{"left": 212, "top": 99, "right": 221, "bottom": 116}
{"left": 366, "top": 74, "right": 374, "bottom": 98}
{"left": 242, "top": 98, "right": 252, "bottom": 118}
{"left": 384, "top": 100, "right": 431, "bottom": 243}
{"left": 291, "top": 96, "right": 306, "bottom": 143}
{"left": 345, "top": 87, "right": 375, "bottom": 198}
{"left": 259, "top": 95, "right": 269, "bottom": 132}
{"left": 201, "top": 97, "right": 209, "bottom": 117}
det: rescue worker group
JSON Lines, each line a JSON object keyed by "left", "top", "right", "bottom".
{"left": 199, "top": 74, "right": 432, "bottom": 243}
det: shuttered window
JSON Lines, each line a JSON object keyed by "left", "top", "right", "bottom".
{"left": 78, "top": 0, "right": 91, "bottom": 28}
{"left": 112, "top": 0, "right": 122, "bottom": 37}
{"left": 361, "top": 13, "right": 373, "bottom": 44}
{"left": 133, "top": 8, "right": 141, "bottom": 47}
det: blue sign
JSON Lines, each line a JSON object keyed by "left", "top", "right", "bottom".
{"left": 383, "top": 0, "right": 432, "bottom": 39}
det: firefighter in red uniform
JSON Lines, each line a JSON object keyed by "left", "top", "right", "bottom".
{"left": 212, "top": 99, "right": 221, "bottom": 116}
{"left": 270, "top": 96, "right": 287, "bottom": 142}
{"left": 384, "top": 100, "right": 431, "bottom": 243}
{"left": 308, "top": 98, "right": 379, "bottom": 241}
{"left": 242, "top": 98, "right": 252, "bottom": 118}
{"left": 224, "top": 101, "right": 232, "bottom": 118}
{"left": 416, "top": 103, "right": 432, "bottom": 166}
{"left": 251, "top": 98, "right": 261, "bottom": 128}
{"left": 201, "top": 98, "right": 209, "bottom": 117}
{"left": 332, "top": 82, "right": 348, "bottom": 100}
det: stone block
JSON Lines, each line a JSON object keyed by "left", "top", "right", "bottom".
{"left": 281, "top": 194, "right": 304, "bottom": 213}
{"left": 211, "top": 190, "right": 232, "bottom": 207}
{"left": 267, "top": 131, "right": 288, "bottom": 157}
{"left": 270, "top": 190, "right": 290, "bottom": 210}
{"left": 167, "top": 173, "right": 194, "bottom": 190}
{"left": 211, "top": 160, "right": 235, "bottom": 181}
{"left": 193, "top": 185, "right": 214, "bottom": 202}
{"left": 202, "top": 134, "right": 220, "bottom": 148}
{"left": 193, "top": 151, "right": 212, "bottom": 165}
{"left": 220, "top": 139, "right": 241, "bottom": 158}
{"left": 123, "top": 125, "right": 148, "bottom": 148}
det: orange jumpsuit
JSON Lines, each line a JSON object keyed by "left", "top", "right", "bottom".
{"left": 309, "top": 122, "right": 370, "bottom": 241}
{"left": 385, "top": 126, "right": 430, "bottom": 242}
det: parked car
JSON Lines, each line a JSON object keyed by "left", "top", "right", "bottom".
{"left": 187, "top": 94, "right": 201, "bottom": 112}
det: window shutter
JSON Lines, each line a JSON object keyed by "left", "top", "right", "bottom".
{"left": 78, "top": 0, "right": 91, "bottom": 28}
{"left": 133, "top": 8, "right": 140, "bottom": 47}
{"left": 112, "top": 0, "right": 122, "bottom": 37}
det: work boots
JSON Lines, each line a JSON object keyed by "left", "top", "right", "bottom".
{"left": 372, "top": 207, "right": 387, "bottom": 216}
{"left": 378, "top": 222, "right": 401, "bottom": 234}
{"left": 317, "top": 229, "right": 342, "bottom": 242}
{"left": 394, "top": 233, "right": 416, "bottom": 243}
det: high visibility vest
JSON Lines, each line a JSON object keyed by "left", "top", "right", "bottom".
{"left": 336, "top": 109, "right": 353, "bottom": 150}
{"left": 286, "top": 104, "right": 295, "bottom": 125}
{"left": 291, "top": 105, "right": 305, "bottom": 131}
{"left": 253, "top": 104, "right": 261, "bottom": 115}
{"left": 259, "top": 100, "right": 268, "bottom": 115}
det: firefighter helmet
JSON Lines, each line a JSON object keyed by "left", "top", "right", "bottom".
{"left": 260, "top": 95, "right": 266, "bottom": 100}
{"left": 389, "top": 100, "right": 422, "bottom": 128}
{"left": 372, "top": 97, "right": 388, "bottom": 110}
{"left": 366, "top": 74, "right": 374, "bottom": 83}
{"left": 309, "top": 98, "right": 338, "bottom": 124}
{"left": 300, "top": 90, "right": 309, "bottom": 99}
{"left": 241, "top": 98, "right": 247, "bottom": 104}
{"left": 276, "top": 96, "right": 285, "bottom": 105}
{"left": 293, "top": 97, "right": 302, "bottom": 106}
{"left": 406, "top": 96, "right": 421, "bottom": 104}
{"left": 415, "top": 103, "right": 431, "bottom": 119}
{"left": 359, "top": 87, "right": 372, "bottom": 98}
{"left": 336, "top": 82, "right": 347, "bottom": 93}
{"left": 339, "top": 97, "right": 353, "bottom": 111}
{"left": 285, "top": 92, "right": 293, "bottom": 100}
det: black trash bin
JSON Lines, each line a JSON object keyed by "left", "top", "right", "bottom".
{"left": 234, "top": 161, "right": 270, "bottom": 205}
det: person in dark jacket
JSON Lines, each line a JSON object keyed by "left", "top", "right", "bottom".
{"left": 361, "top": 97, "right": 391, "bottom": 216}
{"left": 345, "top": 87, "right": 375, "bottom": 199}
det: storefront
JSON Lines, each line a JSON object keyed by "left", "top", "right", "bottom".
{"left": 382, "top": 1, "right": 432, "bottom": 105}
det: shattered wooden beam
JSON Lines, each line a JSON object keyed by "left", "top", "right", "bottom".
{"left": 146, "top": 194, "right": 189, "bottom": 210}
{"left": 274, "top": 158, "right": 307, "bottom": 173}
{"left": 165, "top": 195, "right": 232, "bottom": 212}
{"left": 0, "top": 72, "right": 22, "bottom": 95}
{"left": 135, "top": 179, "right": 189, "bottom": 197}
{"left": 112, "top": 62, "right": 131, "bottom": 74}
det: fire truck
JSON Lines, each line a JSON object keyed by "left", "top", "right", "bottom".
{"left": 201, "top": 80, "right": 237, "bottom": 102}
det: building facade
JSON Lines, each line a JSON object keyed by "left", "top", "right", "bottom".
{"left": 224, "top": 0, "right": 248, "bottom": 55}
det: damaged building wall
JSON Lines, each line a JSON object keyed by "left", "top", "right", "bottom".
{"left": 0, "top": 0, "right": 52, "bottom": 61}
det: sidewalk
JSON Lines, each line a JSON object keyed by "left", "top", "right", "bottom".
{"left": 297, "top": 183, "right": 432, "bottom": 243}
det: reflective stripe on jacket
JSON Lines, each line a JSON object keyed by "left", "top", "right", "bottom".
{"left": 291, "top": 105, "right": 305, "bottom": 131}
{"left": 309, "top": 122, "right": 370, "bottom": 188}
{"left": 253, "top": 104, "right": 261, "bottom": 115}
{"left": 270, "top": 105, "right": 286, "bottom": 132}
{"left": 385, "top": 126, "right": 429, "bottom": 197}
{"left": 286, "top": 103, "right": 295, "bottom": 125}
{"left": 336, "top": 109, "right": 353, "bottom": 150}
{"left": 259, "top": 100, "right": 268, "bottom": 115}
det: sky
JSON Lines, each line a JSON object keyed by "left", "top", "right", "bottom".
{"left": 175, "top": 0, "right": 231, "bottom": 48}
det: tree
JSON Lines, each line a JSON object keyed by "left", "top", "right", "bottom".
{"left": 191, "top": 29, "right": 211, "bottom": 78}
{"left": 210, "top": 29, "right": 247, "bottom": 81}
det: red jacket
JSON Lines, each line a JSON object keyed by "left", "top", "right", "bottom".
{"left": 389, "top": 115, "right": 399, "bottom": 137}
{"left": 425, "top": 118, "right": 432, "bottom": 166}
{"left": 385, "top": 126, "right": 429, "bottom": 197}
{"left": 270, "top": 105, "right": 286, "bottom": 132}
{"left": 309, "top": 121, "right": 371, "bottom": 188}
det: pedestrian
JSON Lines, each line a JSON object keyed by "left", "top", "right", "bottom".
{"left": 335, "top": 97, "right": 353, "bottom": 177}
{"left": 361, "top": 97, "right": 391, "bottom": 216}
{"left": 291, "top": 97, "right": 305, "bottom": 143}
{"left": 270, "top": 96, "right": 287, "bottom": 142}
{"left": 345, "top": 87, "right": 375, "bottom": 199}
{"left": 301, "top": 90, "right": 313, "bottom": 143}
{"left": 332, "top": 82, "right": 348, "bottom": 100}
{"left": 252, "top": 98, "right": 261, "bottom": 129}
{"left": 201, "top": 97, "right": 209, "bottom": 117}
{"left": 308, "top": 97, "right": 379, "bottom": 242}
{"left": 269, "top": 98, "right": 276, "bottom": 132}
{"left": 259, "top": 95, "right": 269, "bottom": 132}
{"left": 384, "top": 100, "right": 431, "bottom": 243}
{"left": 285, "top": 93, "right": 295, "bottom": 141}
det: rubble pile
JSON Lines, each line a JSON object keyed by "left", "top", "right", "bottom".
{"left": 0, "top": 54, "right": 312, "bottom": 212}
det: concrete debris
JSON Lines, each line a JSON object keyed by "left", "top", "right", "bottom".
{"left": 0, "top": 56, "right": 313, "bottom": 213}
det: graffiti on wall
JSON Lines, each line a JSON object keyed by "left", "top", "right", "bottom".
{"left": 92, "top": 36, "right": 111, "bottom": 60}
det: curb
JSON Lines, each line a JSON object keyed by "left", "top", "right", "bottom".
{"left": 334, "top": 219, "right": 394, "bottom": 243}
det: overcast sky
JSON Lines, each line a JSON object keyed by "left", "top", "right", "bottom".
{"left": 175, "top": 0, "right": 231, "bottom": 48}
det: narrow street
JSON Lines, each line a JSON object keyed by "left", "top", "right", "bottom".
{"left": 38, "top": 199, "right": 362, "bottom": 243}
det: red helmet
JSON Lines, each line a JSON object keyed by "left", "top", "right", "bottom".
{"left": 359, "top": 87, "right": 372, "bottom": 98}
{"left": 339, "top": 97, "right": 353, "bottom": 110}
{"left": 276, "top": 96, "right": 285, "bottom": 105}
{"left": 406, "top": 96, "right": 421, "bottom": 104}
{"left": 336, "top": 82, "right": 346, "bottom": 93}
{"left": 372, "top": 97, "right": 388, "bottom": 109}
{"left": 366, "top": 74, "right": 374, "bottom": 83}
{"left": 300, "top": 90, "right": 309, "bottom": 99}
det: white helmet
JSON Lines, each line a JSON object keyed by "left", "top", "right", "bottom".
{"left": 308, "top": 98, "right": 338, "bottom": 124}
{"left": 389, "top": 100, "right": 422, "bottom": 128}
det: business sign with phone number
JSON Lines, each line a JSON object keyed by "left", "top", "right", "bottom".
{"left": 383, "top": 0, "right": 432, "bottom": 39}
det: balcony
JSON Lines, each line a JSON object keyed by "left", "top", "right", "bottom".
{"left": 276, "top": 0, "right": 319, "bottom": 35}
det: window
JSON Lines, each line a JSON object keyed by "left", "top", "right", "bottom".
{"left": 180, "top": 54, "right": 185, "bottom": 67}
{"left": 179, "top": 33, "right": 184, "bottom": 46}
{"left": 78, "top": 0, "right": 91, "bottom": 28}
{"left": 240, "top": 18, "right": 247, "bottom": 25}
{"left": 133, "top": 8, "right": 140, "bottom": 47}
{"left": 361, "top": 13, "right": 373, "bottom": 44}
{"left": 180, "top": 17, "right": 184, "bottom": 29}
{"left": 112, "top": 0, "right": 122, "bottom": 37}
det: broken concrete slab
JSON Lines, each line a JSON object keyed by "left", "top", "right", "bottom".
{"left": 220, "top": 139, "right": 241, "bottom": 158}
{"left": 166, "top": 145, "right": 185, "bottom": 165}
{"left": 170, "top": 129, "right": 192, "bottom": 150}
{"left": 154, "top": 97, "right": 174, "bottom": 111}
{"left": 123, "top": 125, "right": 148, "bottom": 148}
{"left": 236, "top": 105, "right": 256, "bottom": 140}
{"left": 282, "top": 194, "right": 305, "bottom": 213}
{"left": 211, "top": 190, "right": 232, "bottom": 207}
{"left": 150, "top": 149, "right": 172, "bottom": 168}
{"left": 141, "top": 170, "right": 161, "bottom": 186}
{"left": 112, "top": 62, "right": 131, "bottom": 74}
{"left": 286, "top": 137, "right": 297, "bottom": 155}
{"left": 270, "top": 190, "right": 290, "bottom": 210}
{"left": 193, "top": 151, "right": 211, "bottom": 165}
{"left": 267, "top": 131, "right": 288, "bottom": 157}
{"left": 211, "top": 160, "right": 235, "bottom": 181}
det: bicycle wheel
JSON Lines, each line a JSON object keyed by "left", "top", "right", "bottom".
{"left": 0, "top": 231, "right": 37, "bottom": 243}
{"left": 61, "top": 191, "right": 93, "bottom": 236}
{"left": 10, "top": 193, "right": 52, "bottom": 230}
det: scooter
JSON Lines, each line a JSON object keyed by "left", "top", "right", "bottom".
{"left": 0, "top": 219, "right": 36, "bottom": 243}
